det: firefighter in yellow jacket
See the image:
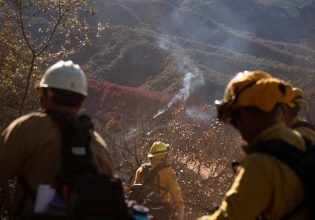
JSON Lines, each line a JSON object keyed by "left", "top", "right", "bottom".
{"left": 134, "top": 141, "right": 185, "bottom": 220}
{"left": 279, "top": 87, "right": 315, "bottom": 142}
{"left": 197, "top": 70, "right": 309, "bottom": 220}
{"left": 0, "top": 60, "right": 114, "bottom": 219}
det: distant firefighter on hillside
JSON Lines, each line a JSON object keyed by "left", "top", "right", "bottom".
{"left": 130, "top": 141, "right": 185, "bottom": 220}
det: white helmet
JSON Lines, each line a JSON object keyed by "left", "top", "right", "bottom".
{"left": 38, "top": 60, "right": 88, "bottom": 96}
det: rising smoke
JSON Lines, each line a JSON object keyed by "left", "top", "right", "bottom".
{"left": 153, "top": 35, "right": 211, "bottom": 121}
{"left": 151, "top": 5, "right": 250, "bottom": 121}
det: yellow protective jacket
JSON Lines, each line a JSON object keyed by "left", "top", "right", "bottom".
{"left": 134, "top": 158, "right": 185, "bottom": 211}
{"left": 197, "top": 123, "right": 309, "bottom": 220}
{"left": 0, "top": 111, "right": 114, "bottom": 217}
{"left": 291, "top": 117, "right": 315, "bottom": 143}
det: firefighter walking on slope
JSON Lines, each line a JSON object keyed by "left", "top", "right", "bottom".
{"left": 132, "top": 141, "right": 185, "bottom": 220}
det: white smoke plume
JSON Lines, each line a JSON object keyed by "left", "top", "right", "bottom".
{"left": 153, "top": 36, "right": 207, "bottom": 119}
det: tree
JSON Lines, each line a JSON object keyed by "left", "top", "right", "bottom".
{"left": 0, "top": 0, "right": 106, "bottom": 118}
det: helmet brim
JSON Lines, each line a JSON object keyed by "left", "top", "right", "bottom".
{"left": 147, "top": 150, "right": 170, "bottom": 158}
{"left": 215, "top": 99, "right": 234, "bottom": 124}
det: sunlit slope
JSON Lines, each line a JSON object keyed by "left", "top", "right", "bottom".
{"left": 83, "top": 0, "right": 315, "bottom": 98}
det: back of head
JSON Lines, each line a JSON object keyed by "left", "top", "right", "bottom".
{"left": 37, "top": 60, "right": 87, "bottom": 108}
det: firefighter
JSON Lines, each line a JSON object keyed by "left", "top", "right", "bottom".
{"left": 133, "top": 141, "right": 185, "bottom": 220}
{"left": 0, "top": 60, "right": 114, "bottom": 219}
{"left": 197, "top": 70, "right": 308, "bottom": 220}
{"left": 279, "top": 87, "right": 315, "bottom": 142}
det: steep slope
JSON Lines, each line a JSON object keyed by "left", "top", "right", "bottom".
{"left": 81, "top": 0, "right": 315, "bottom": 101}
{"left": 183, "top": 0, "right": 315, "bottom": 44}
{"left": 84, "top": 25, "right": 315, "bottom": 100}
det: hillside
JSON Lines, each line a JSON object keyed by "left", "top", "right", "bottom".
{"left": 84, "top": 79, "right": 167, "bottom": 117}
{"left": 80, "top": 0, "right": 315, "bottom": 105}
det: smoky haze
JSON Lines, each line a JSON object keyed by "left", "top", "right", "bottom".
{"left": 83, "top": 0, "right": 315, "bottom": 114}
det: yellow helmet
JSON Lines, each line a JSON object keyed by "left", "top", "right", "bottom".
{"left": 220, "top": 70, "right": 272, "bottom": 103}
{"left": 287, "top": 87, "right": 305, "bottom": 108}
{"left": 215, "top": 70, "right": 294, "bottom": 123}
{"left": 148, "top": 141, "right": 170, "bottom": 158}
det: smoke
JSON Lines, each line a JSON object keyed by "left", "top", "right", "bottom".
{"left": 153, "top": 35, "right": 207, "bottom": 120}
{"left": 156, "top": 7, "right": 251, "bottom": 55}
{"left": 170, "top": 72, "right": 205, "bottom": 103}
{"left": 151, "top": 5, "right": 251, "bottom": 121}
{"left": 185, "top": 106, "right": 216, "bottom": 123}
{"left": 153, "top": 71, "right": 205, "bottom": 119}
